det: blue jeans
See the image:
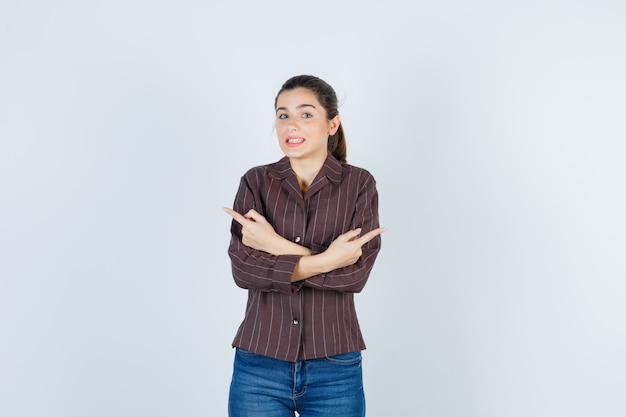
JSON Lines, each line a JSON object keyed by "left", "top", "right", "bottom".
{"left": 228, "top": 348, "right": 366, "bottom": 417}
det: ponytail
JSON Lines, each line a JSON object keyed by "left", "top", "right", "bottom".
{"left": 328, "top": 124, "right": 347, "bottom": 163}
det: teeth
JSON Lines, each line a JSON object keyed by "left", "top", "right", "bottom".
{"left": 287, "top": 138, "right": 305, "bottom": 143}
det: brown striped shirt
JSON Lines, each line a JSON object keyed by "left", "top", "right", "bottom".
{"left": 227, "top": 154, "right": 382, "bottom": 362}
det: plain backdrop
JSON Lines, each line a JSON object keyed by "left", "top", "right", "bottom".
{"left": 1, "top": 1, "right": 625, "bottom": 416}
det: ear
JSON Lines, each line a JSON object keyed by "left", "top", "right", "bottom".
{"left": 328, "top": 115, "right": 341, "bottom": 135}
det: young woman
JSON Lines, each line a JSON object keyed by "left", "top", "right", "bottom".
{"left": 223, "top": 75, "right": 384, "bottom": 417}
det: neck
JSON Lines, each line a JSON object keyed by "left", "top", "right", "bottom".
{"left": 289, "top": 154, "right": 327, "bottom": 193}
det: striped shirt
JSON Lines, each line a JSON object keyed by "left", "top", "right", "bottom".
{"left": 227, "top": 154, "right": 382, "bottom": 362}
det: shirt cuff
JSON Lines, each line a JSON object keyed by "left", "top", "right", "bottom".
{"left": 271, "top": 254, "right": 302, "bottom": 294}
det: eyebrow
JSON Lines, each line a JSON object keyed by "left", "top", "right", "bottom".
{"left": 275, "top": 103, "right": 317, "bottom": 113}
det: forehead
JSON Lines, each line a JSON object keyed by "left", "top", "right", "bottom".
{"left": 275, "top": 88, "right": 322, "bottom": 109}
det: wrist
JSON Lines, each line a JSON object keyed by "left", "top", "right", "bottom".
{"left": 312, "top": 252, "right": 330, "bottom": 274}
{"left": 292, "top": 253, "right": 326, "bottom": 282}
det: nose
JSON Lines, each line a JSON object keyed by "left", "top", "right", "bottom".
{"left": 287, "top": 118, "right": 299, "bottom": 131}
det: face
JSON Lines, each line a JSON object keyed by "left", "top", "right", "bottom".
{"left": 275, "top": 88, "right": 340, "bottom": 163}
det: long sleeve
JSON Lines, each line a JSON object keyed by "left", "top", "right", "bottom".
{"left": 227, "top": 173, "right": 302, "bottom": 295}
{"left": 302, "top": 172, "right": 381, "bottom": 293}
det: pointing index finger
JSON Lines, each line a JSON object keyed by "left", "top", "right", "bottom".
{"left": 223, "top": 207, "right": 249, "bottom": 226}
{"left": 356, "top": 228, "right": 385, "bottom": 245}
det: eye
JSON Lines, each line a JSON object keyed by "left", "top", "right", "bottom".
{"left": 278, "top": 113, "right": 288, "bottom": 119}
{"left": 302, "top": 113, "right": 313, "bottom": 119}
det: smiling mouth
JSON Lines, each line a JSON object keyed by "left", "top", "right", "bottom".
{"left": 287, "top": 138, "right": 305, "bottom": 144}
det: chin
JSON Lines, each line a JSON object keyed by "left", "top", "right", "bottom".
{"left": 280, "top": 147, "right": 301, "bottom": 158}
{"left": 284, "top": 151, "right": 302, "bottom": 159}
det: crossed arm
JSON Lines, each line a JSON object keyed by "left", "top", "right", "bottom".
{"left": 223, "top": 207, "right": 385, "bottom": 282}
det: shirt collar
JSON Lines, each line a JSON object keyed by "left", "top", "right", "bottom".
{"left": 268, "top": 154, "right": 343, "bottom": 184}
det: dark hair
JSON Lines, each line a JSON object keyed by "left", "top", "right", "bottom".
{"left": 274, "top": 75, "right": 347, "bottom": 163}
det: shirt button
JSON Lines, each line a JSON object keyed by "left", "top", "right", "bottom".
{"left": 295, "top": 236, "right": 301, "bottom": 243}
{"left": 293, "top": 319, "right": 299, "bottom": 325}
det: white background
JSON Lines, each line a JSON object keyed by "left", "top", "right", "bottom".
{"left": 1, "top": 1, "right": 625, "bottom": 416}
